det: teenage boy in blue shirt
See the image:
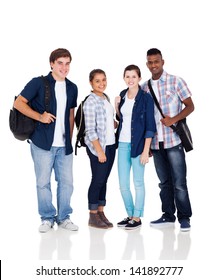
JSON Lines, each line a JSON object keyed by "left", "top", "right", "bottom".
{"left": 14, "top": 48, "right": 78, "bottom": 233}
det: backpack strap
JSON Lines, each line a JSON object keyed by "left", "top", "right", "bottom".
{"left": 103, "top": 93, "right": 110, "bottom": 102}
{"left": 41, "top": 76, "right": 51, "bottom": 113}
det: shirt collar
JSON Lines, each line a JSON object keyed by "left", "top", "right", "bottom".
{"left": 159, "top": 70, "right": 167, "bottom": 82}
{"left": 90, "top": 91, "right": 107, "bottom": 101}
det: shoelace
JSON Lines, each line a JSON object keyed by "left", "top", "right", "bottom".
{"left": 63, "top": 219, "right": 73, "bottom": 225}
{"left": 99, "top": 212, "right": 108, "bottom": 221}
{"left": 128, "top": 220, "right": 140, "bottom": 225}
{"left": 42, "top": 220, "right": 51, "bottom": 225}
{"left": 95, "top": 214, "right": 103, "bottom": 222}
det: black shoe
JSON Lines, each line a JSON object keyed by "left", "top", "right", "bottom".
{"left": 150, "top": 216, "right": 175, "bottom": 227}
{"left": 125, "top": 219, "right": 142, "bottom": 230}
{"left": 180, "top": 219, "right": 191, "bottom": 232}
{"left": 117, "top": 217, "right": 131, "bottom": 227}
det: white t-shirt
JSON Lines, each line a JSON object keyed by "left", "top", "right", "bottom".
{"left": 119, "top": 95, "right": 135, "bottom": 143}
{"left": 152, "top": 79, "right": 163, "bottom": 141}
{"left": 52, "top": 81, "right": 67, "bottom": 147}
{"left": 103, "top": 99, "right": 115, "bottom": 145}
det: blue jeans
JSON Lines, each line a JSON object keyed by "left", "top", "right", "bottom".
{"left": 118, "top": 142, "right": 145, "bottom": 218}
{"left": 151, "top": 142, "right": 192, "bottom": 222}
{"left": 86, "top": 144, "right": 116, "bottom": 210}
{"left": 30, "top": 142, "right": 73, "bottom": 224}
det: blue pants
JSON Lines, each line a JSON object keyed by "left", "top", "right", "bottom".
{"left": 151, "top": 142, "right": 192, "bottom": 222}
{"left": 30, "top": 142, "right": 73, "bottom": 224}
{"left": 118, "top": 142, "right": 145, "bottom": 218}
{"left": 86, "top": 144, "right": 116, "bottom": 210}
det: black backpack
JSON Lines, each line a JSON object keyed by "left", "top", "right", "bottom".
{"left": 9, "top": 76, "right": 50, "bottom": 141}
{"left": 74, "top": 95, "right": 89, "bottom": 155}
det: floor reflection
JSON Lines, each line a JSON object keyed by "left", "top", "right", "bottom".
{"left": 38, "top": 225, "right": 191, "bottom": 260}
{"left": 153, "top": 226, "right": 191, "bottom": 260}
{"left": 121, "top": 228, "right": 145, "bottom": 260}
{"left": 89, "top": 227, "right": 107, "bottom": 260}
{"left": 39, "top": 228, "right": 78, "bottom": 260}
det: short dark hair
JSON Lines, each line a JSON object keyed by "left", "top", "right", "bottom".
{"left": 123, "top": 64, "right": 141, "bottom": 78}
{"left": 49, "top": 48, "right": 72, "bottom": 63}
{"left": 89, "top": 69, "right": 106, "bottom": 81}
{"left": 147, "top": 48, "right": 162, "bottom": 57}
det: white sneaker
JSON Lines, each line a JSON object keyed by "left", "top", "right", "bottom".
{"left": 39, "top": 220, "right": 53, "bottom": 233}
{"left": 58, "top": 219, "right": 78, "bottom": 231}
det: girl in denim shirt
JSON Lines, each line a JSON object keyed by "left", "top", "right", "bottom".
{"left": 115, "top": 65, "right": 156, "bottom": 229}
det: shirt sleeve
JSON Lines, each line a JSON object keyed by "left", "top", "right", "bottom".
{"left": 70, "top": 83, "right": 78, "bottom": 108}
{"left": 20, "top": 77, "right": 41, "bottom": 101}
{"left": 83, "top": 98, "right": 99, "bottom": 142}
{"left": 176, "top": 77, "right": 192, "bottom": 101}
{"left": 144, "top": 94, "right": 157, "bottom": 138}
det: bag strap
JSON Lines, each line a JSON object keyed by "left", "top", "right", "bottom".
{"left": 41, "top": 76, "right": 50, "bottom": 113}
{"left": 147, "top": 79, "right": 177, "bottom": 131}
{"left": 148, "top": 79, "right": 164, "bottom": 118}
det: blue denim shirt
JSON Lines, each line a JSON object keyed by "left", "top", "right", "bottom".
{"left": 116, "top": 87, "right": 156, "bottom": 157}
{"left": 20, "top": 72, "right": 78, "bottom": 155}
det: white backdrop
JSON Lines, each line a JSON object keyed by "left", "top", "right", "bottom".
{"left": 0, "top": 0, "right": 216, "bottom": 279}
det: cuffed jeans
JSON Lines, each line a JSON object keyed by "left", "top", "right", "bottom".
{"left": 151, "top": 142, "right": 192, "bottom": 222}
{"left": 86, "top": 144, "right": 116, "bottom": 210}
{"left": 118, "top": 142, "right": 145, "bottom": 218}
{"left": 30, "top": 142, "right": 73, "bottom": 224}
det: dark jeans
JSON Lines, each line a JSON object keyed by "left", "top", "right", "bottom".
{"left": 86, "top": 144, "right": 116, "bottom": 210}
{"left": 151, "top": 142, "right": 192, "bottom": 222}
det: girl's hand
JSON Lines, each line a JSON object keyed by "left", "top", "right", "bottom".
{"left": 140, "top": 152, "right": 149, "bottom": 165}
{"left": 98, "top": 151, "right": 107, "bottom": 163}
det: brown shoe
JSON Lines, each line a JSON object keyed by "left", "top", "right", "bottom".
{"left": 88, "top": 213, "right": 108, "bottom": 229}
{"left": 98, "top": 211, "right": 113, "bottom": 228}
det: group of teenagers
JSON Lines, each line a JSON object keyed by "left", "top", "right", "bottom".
{"left": 14, "top": 47, "right": 194, "bottom": 233}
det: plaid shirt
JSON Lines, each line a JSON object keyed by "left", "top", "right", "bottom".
{"left": 83, "top": 92, "right": 107, "bottom": 156}
{"left": 141, "top": 71, "right": 192, "bottom": 150}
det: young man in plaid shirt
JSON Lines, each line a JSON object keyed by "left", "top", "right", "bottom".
{"left": 141, "top": 48, "right": 194, "bottom": 231}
